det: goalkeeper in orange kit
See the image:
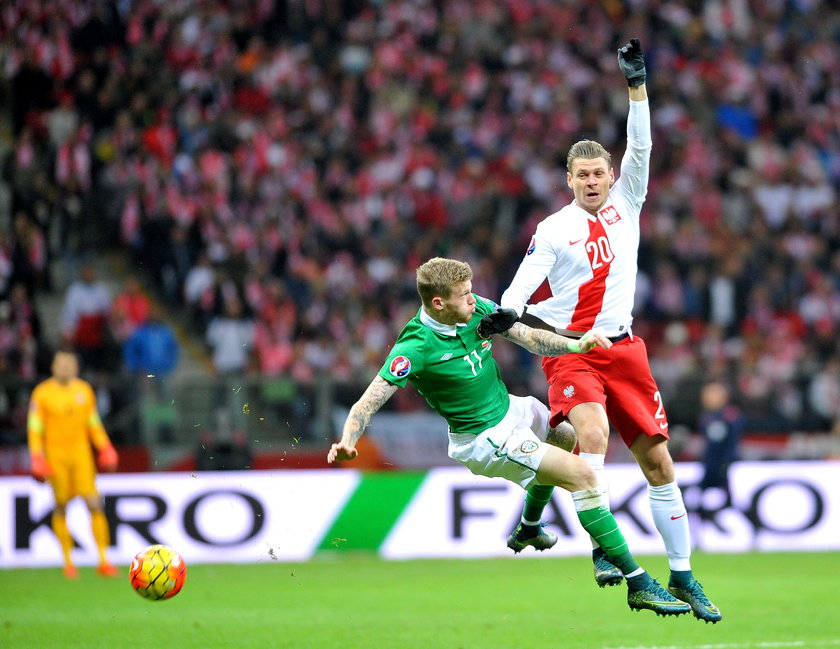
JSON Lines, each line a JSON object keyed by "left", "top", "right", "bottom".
{"left": 27, "top": 348, "right": 120, "bottom": 579}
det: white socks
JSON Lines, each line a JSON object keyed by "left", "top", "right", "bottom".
{"left": 648, "top": 481, "right": 692, "bottom": 571}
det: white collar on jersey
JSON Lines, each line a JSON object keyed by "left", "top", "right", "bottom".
{"left": 419, "top": 307, "right": 467, "bottom": 336}
{"left": 571, "top": 199, "right": 600, "bottom": 222}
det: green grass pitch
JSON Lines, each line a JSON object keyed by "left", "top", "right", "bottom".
{"left": 2, "top": 552, "right": 838, "bottom": 649}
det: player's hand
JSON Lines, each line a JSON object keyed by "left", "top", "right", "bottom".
{"left": 327, "top": 442, "right": 358, "bottom": 464}
{"left": 31, "top": 453, "right": 53, "bottom": 483}
{"left": 617, "top": 38, "right": 646, "bottom": 88}
{"left": 567, "top": 328, "right": 612, "bottom": 353}
{"left": 477, "top": 308, "right": 518, "bottom": 338}
{"left": 97, "top": 443, "right": 119, "bottom": 472}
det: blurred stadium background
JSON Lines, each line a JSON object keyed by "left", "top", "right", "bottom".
{"left": 1, "top": 0, "right": 839, "bottom": 573}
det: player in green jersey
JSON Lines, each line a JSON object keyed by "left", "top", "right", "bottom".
{"left": 327, "top": 257, "right": 690, "bottom": 617}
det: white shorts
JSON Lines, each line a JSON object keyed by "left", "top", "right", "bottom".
{"left": 447, "top": 394, "right": 550, "bottom": 490}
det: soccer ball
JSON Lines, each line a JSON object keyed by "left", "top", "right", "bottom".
{"left": 128, "top": 544, "right": 187, "bottom": 601}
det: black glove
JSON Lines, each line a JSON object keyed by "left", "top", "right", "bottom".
{"left": 477, "top": 308, "right": 518, "bottom": 338}
{"left": 617, "top": 38, "right": 646, "bottom": 88}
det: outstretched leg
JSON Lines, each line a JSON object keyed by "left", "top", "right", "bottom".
{"left": 566, "top": 403, "right": 626, "bottom": 586}
{"left": 507, "top": 421, "right": 576, "bottom": 553}
{"left": 535, "top": 447, "right": 690, "bottom": 616}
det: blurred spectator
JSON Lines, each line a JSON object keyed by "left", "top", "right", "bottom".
{"left": 206, "top": 296, "right": 255, "bottom": 377}
{"left": 183, "top": 251, "right": 217, "bottom": 330}
{"left": 123, "top": 304, "right": 180, "bottom": 443}
{"left": 0, "top": 233, "right": 13, "bottom": 301}
{"left": 60, "top": 263, "right": 112, "bottom": 371}
{"left": 206, "top": 295, "right": 256, "bottom": 432}
{"left": 111, "top": 275, "right": 152, "bottom": 343}
{"left": 0, "top": 302, "right": 17, "bottom": 371}
{"left": 10, "top": 50, "right": 54, "bottom": 136}
{"left": 253, "top": 316, "right": 294, "bottom": 377}
{"left": 123, "top": 304, "right": 178, "bottom": 372}
{"left": 2, "top": 282, "right": 44, "bottom": 380}
{"left": 159, "top": 225, "right": 194, "bottom": 307}
{"left": 697, "top": 379, "right": 745, "bottom": 510}
{"left": 808, "top": 355, "right": 840, "bottom": 433}
{"left": 10, "top": 211, "right": 47, "bottom": 297}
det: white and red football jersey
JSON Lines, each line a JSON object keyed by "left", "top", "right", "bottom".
{"left": 501, "top": 100, "right": 652, "bottom": 337}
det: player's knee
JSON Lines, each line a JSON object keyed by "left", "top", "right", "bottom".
{"left": 84, "top": 496, "right": 104, "bottom": 512}
{"left": 537, "top": 449, "right": 598, "bottom": 492}
{"left": 575, "top": 423, "right": 609, "bottom": 452}
{"left": 546, "top": 420, "right": 577, "bottom": 452}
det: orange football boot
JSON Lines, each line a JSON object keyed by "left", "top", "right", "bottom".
{"left": 96, "top": 562, "right": 119, "bottom": 578}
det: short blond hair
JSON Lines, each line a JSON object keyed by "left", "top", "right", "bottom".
{"left": 567, "top": 140, "right": 611, "bottom": 173}
{"left": 416, "top": 258, "right": 473, "bottom": 307}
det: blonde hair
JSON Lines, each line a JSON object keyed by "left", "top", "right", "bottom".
{"left": 567, "top": 140, "right": 611, "bottom": 173}
{"left": 416, "top": 258, "right": 473, "bottom": 307}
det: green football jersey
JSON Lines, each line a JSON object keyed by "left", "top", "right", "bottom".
{"left": 378, "top": 295, "right": 510, "bottom": 435}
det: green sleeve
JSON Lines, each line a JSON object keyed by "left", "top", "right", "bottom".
{"left": 378, "top": 340, "right": 422, "bottom": 388}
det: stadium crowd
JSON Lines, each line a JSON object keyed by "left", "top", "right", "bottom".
{"left": 1, "top": 0, "right": 839, "bottom": 448}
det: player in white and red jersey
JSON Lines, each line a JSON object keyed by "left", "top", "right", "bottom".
{"left": 494, "top": 38, "right": 720, "bottom": 623}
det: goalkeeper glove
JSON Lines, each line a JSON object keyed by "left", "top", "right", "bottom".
{"left": 31, "top": 453, "right": 53, "bottom": 483}
{"left": 617, "top": 38, "right": 646, "bottom": 88}
{"left": 477, "top": 308, "right": 518, "bottom": 338}
{"left": 97, "top": 443, "right": 119, "bottom": 472}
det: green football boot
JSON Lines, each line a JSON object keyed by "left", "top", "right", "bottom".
{"left": 593, "top": 548, "right": 624, "bottom": 587}
{"left": 668, "top": 580, "right": 722, "bottom": 623}
{"left": 506, "top": 523, "right": 558, "bottom": 553}
{"left": 627, "top": 578, "right": 692, "bottom": 617}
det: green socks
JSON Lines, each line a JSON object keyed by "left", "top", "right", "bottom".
{"left": 669, "top": 569, "right": 694, "bottom": 587}
{"left": 521, "top": 485, "right": 554, "bottom": 524}
{"left": 573, "top": 488, "right": 643, "bottom": 578}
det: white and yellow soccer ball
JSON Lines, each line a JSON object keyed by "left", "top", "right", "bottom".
{"left": 128, "top": 544, "right": 187, "bottom": 601}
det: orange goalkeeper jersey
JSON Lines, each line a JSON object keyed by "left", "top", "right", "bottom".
{"left": 27, "top": 377, "right": 110, "bottom": 459}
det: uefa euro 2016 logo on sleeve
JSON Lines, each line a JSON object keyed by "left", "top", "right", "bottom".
{"left": 389, "top": 356, "right": 411, "bottom": 378}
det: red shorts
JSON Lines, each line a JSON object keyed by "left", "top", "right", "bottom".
{"left": 541, "top": 335, "right": 670, "bottom": 448}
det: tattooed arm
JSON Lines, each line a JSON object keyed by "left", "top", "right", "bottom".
{"left": 327, "top": 376, "right": 399, "bottom": 463}
{"left": 500, "top": 322, "right": 612, "bottom": 356}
